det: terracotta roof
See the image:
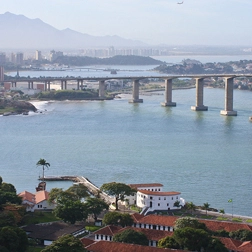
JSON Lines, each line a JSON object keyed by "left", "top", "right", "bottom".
{"left": 94, "top": 225, "right": 122, "bottom": 236}
{"left": 238, "top": 241, "right": 252, "bottom": 252}
{"left": 80, "top": 238, "right": 95, "bottom": 247}
{"left": 128, "top": 183, "right": 163, "bottom": 189}
{"left": 85, "top": 240, "right": 186, "bottom": 252}
{"left": 138, "top": 190, "right": 180, "bottom": 196}
{"left": 137, "top": 215, "right": 178, "bottom": 226}
{"left": 200, "top": 219, "right": 252, "bottom": 232}
{"left": 18, "top": 190, "right": 49, "bottom": 204}
{"left": 18, "top": 191, "right": 35, "bottom": 204}
{"left": 117, "top": 227, "right": 172, "bottom": 241}
{"left": 131, "top": 213, "right": 145, "bottom": 222}
{"left": 218, "top": 237, "right": 242, "bottom": 251}
{"left": 35, "top": 190, "right": 49, "bottom": 204}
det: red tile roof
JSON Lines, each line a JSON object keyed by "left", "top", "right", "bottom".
{"left": 137, "top": 215, "right": 179, "bottom": 226}
{"left": 80, "top": 238, "right": 95, "bottom": 247}
{"left": 18, "top": 191, "right": 35, "bottom": 204}
{"left": 85, "top": 240, "right": 186, "bottom": 252}
{"left": 19, "top": 190, "right": 49, "bottom": 204}
{"left": 128, "top": 183, "right": 163, "bottom": 189}
{"left": 218, "top": 237, "right": 242, "bottom": 251}
{"left": 118, "top": 227, "right": 172, "bottom": 241}
{"left": 35, "top": 190, "right": 49, "bottom": 204}
{"left": 238, "top": 241, "right": 252, "bottom": 252}
{"left": 131, "top": 213, "right": 145, "bottom": 222}
{"left": 138, "top": 190, "right": 180, "bottom": 196}
{"left": 200, "top": 219, "right": 252, "bottom": 232}
{"left": 94, "top": 225, "right": 122, "bottom": 236}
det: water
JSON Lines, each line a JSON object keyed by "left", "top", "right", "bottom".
{"left": 1, "top": 87, "right": 252, "bottom": 217}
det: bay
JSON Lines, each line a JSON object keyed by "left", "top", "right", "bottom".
{"left": 1, "top": 87, "right": 252, "bottom": 217}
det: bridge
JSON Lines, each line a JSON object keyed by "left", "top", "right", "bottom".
{"left": 7, "top": 74, "right": 252, "bottom": 116}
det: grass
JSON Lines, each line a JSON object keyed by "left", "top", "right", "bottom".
{"left": 27, "top": 247, "right": 43, "bottom": 252}
{"left": 85, "top": 225, "right": 101, "bottom": 232}
{"left": 22, "top": 211, "right": 60, "bottom": 225}
{"left": 232, "top": 217, "right": 243, "bottom": 222}
{"left": 216, "top": 217, "right": 229, "bottom": 221}
{"left": 246, "top": 219, "right": 252, "bottom": 223}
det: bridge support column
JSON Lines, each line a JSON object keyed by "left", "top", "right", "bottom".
{"left": 220, "top": 77, "right": 237, "bottom": 116}
{"left": 129, "top": 80, "right": 143, "bottom": 103}
{"left": 191, "top": 78, "right": 208, "bottom": 111}
{"left": 64, "top": 80, "right": 67, "bottom": 90}
{"left": 28, "top": 81, "right": 31, "bottom": 89}
{"left": 44, "top": 81, "right": 47, "bottom": 91}
{"left": 99, "top": 80, "right": 105, "bottom": 98}
{"left": 31, "top": 81, "right": 34, "bottom": 89}
{"left": 61, "top": 80, "right": 64, "bottom": 90}
{"left": 77, "top": 80, "right": 80, "bottom": 90}
{"left": 48, "top": 81, "right": 50, "bottom": 91}
{"left": 161, "top": 79, "right": 176, "bottom": 107}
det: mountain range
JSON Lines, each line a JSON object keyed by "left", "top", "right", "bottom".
{"left": 0, "top": 12, "right": 147, "bottom": 50}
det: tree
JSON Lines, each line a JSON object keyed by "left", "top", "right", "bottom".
{"left": 100, "top": 182, "right": 136, "bottom": 210}
{"left": 158, "top": 236, "right": 180, "bottom": 249}
{"left": 219, "top": 209, "right": 225, "bottom": 216}
{"left": 173, "top": 227, "right": 211, "bottom": 251}
{"left": 53, "top": 199, "right": 88, "bottom": 224}
{"left": 0, "top": 226, "right": 28, "bottom": 252}
{"left": 66, "top": 184, "right": 90, "bottom": 200}
{"left": 103, "top": 211, "right": 121, "bottom": 226}
{"left": 203, "top": 202, "right": 210, "bottom": 215}
{"left": 41, "top": 234, "right": 87, "bottom": 252}
{"left": 85, "top": 197, "right": 109, "bottom": 221}
{"left": 175, "top": 217, "right": 208, "bottom": 231}
{"left": 173, "top": 200, "right": 180, "bottom": 208}
{"left": 230, "top": 229, "right": 252, "bottom": 241}
{"left": 36, "top": 158, "right": 50, "bottom": 182}
{"left": 113, "top": 229, "right": 149, "bottom": 246}
{"left": 186, "top": 201, "right": 196, "bottom": 214}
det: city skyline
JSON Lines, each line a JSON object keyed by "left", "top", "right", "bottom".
{"left": 1, "top": 0, "right": 252, "bottom": 46}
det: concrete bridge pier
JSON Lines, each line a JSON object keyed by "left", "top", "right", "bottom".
{"left": 128, "top": 80, "right": 143, "bottom": 103}
{"left": 220, "top": 77, "right": 237, "bottom": 116}
{"left": 12, "top": 82, "right": 17, "bottom": 88}
{"left": 191, "top": 78, "right": 208, "bottom": 111}
{"left": 44, "top": 81, "right": 47, "bottom": 91}
{"left": 99, "top": 80, "right": 106, "bottom": 98}
{"left": 61, "top": 80, "right": 64, "bottom": 90}
{"left": 64, "top": 80, "right": 67, "bottom": 90}
{"left": 161, "top": 79, "right": 176, "bottom": 107}
{"left": 77, "top": 80, "right": 82, "bottom": 90}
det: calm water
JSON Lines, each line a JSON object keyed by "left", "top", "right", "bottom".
{"left": 1, "top": 87, "right": 252, "bottom": 216}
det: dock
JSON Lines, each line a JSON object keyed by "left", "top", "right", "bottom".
{"left": 39, "top": 175, "right": 114, "bottom": 204}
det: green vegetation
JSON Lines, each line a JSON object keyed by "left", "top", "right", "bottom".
{"left": 22, "top": 212, "right": 60, "bottom": 225}
{"left": 113, "top": 229, "right": 149, "bottom": 246}
{"left": 36, "top": 90, "right": 100, "bottom": 100}
{"left": 36, "top": 158, "right": 50, "bottom": 182}
{"left": 232, "top": 217, "right": 243, "bottom": 222}
{"left": 103, "top": 212, "right": 133, "bottom": 227}
{"left": 54, "top": 55, "right": 163, "bottom": 66}
{"left": 216, "top": 217, "right": 228, "bottom": 221}
{"left": 100, "top": 182, "right": 136, "bottom": 210}
{"left": 41, "top": 234, "right": 87, "bottom": 252}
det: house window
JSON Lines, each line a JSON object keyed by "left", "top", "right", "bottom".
{"left": 164, "top": 197, "right": 166, "bottom": 200}
{"left": 167, "top": 203, "right": 169, "bottom": 206}
{"left": 152, "top": 189, "right": 153, "bottom": 191}
{"left": 172, "top": 197, "right": 173, "bottom": 200}
{"left": 158, "top": 203, "right": 160, "bottom": 206}
{"left": 144, "top": 224, "right": 146, "bottom": 228}
{"left": 150, "top": 240, "right": 153, "bottom": 246}
{"left": 158, "top": 197, "right": 160, "bottom": 200}
{"left": 96, "top": 235, "right": 99, "bottom": 239}
{"left": 176, "top": 196, "right": 178, "bottom": 199}
{"left": 155, "top": 189, "right": 157, "bottom": 191}
{"left": 150, "top": 196, "right": 153, "bottom": 200}
{"left": 158, "top": 189, "right": 160, "bottom": 191}
{"left": 101, "top": 235, "right": 103, "bottom": 240}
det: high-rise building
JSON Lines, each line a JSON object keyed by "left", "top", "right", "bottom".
{"left": 35, "top": 50, "right": 42, "bottom": 61}
{"left": 16, "top": 52, "right": 24, "bottom": 65}
{"left": 0, "top": 66, "right": 4, "bottom": 82}
{"left": 0, "top": 53, "right": 6, "bottom": 65}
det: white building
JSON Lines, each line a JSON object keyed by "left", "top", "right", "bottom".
{"left": 18, "top": 190, "right": 55, "bottom": 212}
{"left": 137, "top": 190, "right": 184, "bottom": 215}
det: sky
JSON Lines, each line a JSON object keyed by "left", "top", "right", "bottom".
{"left": 1, "top": 0, "right": 252, "bottom": 46}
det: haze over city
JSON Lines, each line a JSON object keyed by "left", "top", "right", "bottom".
{"left": 2, "top": 0, "right": 252, "bottom": 46}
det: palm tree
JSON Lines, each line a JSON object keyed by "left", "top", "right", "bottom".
{"left": 187, "top": 201, "right": 196, "bottom": 214}
{"left": 219, "top": 209, "right": 225, "bottom": 217}
{"left": 36, "top": 158, "right": 50, "bottom": 182}
{"left": 203, "top": 202, "right": 210, "bottom": 216}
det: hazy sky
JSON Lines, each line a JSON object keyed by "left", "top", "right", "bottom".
{"left": 2, "top": 0, "right": 252, "bottom": 46}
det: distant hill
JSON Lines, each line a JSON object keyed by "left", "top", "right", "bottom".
{"left": 0, "top": 12, "right": 147, "bottom": 50}
{"left": 54, "top": 55, "right": 164, "bottom": 66}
